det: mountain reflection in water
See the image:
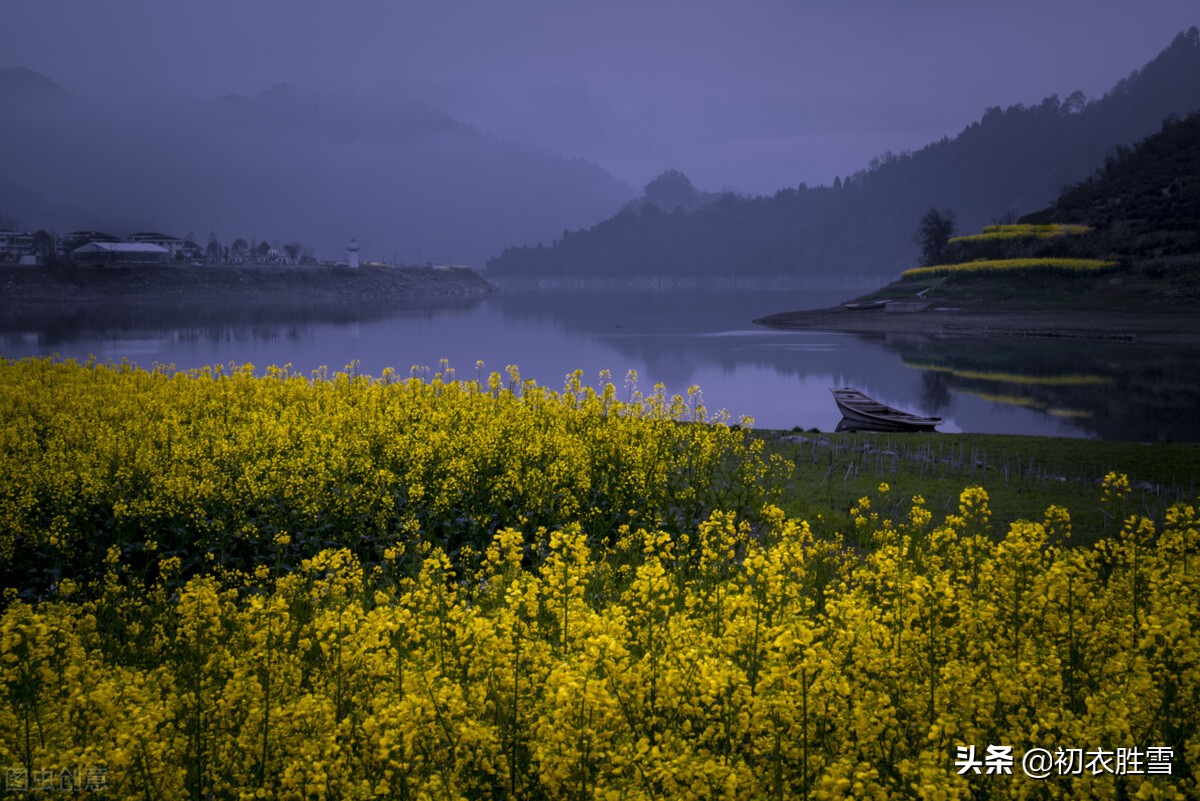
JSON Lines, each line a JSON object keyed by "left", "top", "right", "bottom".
{"left": 2, "top": 290, "right": 1197, "bottom": 441}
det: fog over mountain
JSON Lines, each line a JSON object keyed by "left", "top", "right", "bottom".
{"left": 0, "top": 70, "right": 633, "bottom": 264}
{"left": 1, "top": 0, "right": 1197, "bottom": 266}
{"left": 489, "top": 28, "right": 1200, "bottom": 280}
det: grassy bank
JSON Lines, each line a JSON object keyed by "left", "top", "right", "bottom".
{"left": 755, "top": 429, "right": 1200, "bottom": 546}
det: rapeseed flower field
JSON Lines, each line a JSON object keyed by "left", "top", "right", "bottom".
{"left": 901, "top": 258, "right": 1118, "bottom": 281}
{"left": 948, "top": 224, "right": 1093, "bottom": 244}
{"left": 0, "top": 358, "right": 1194, "bottom": 799}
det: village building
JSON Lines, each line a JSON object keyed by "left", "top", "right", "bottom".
{"left": 0, "top": 230, "right": 35, "bottom": 262}
{"left": 264, "top": 247, "right": 291, "bottom": 265}
{"left": 62, "top": 230, "right": 120, "bottom": 250}
{"left": 127, "top": 232, "right": 204, "bottom": 262}
{"left": 72, "top": 241, "right": 170, "bottom": 265}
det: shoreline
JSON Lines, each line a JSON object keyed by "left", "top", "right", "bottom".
{"left": 754, "top": 304, "right": 1200, "bottom": 345}
{"left": 0, "top": 263, "right": 494, "bottom": 305}
{"left": 487, "top": 274, "right": 881, "bottom": 292}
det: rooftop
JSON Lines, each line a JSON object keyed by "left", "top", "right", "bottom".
{"left": 73, "top": 242, "right": 170, "bottom": 254}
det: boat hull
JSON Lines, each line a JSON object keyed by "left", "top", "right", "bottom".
{"left": 835, "top": 415, "right": 939, "bottom": 433}
{"left": 831, "top": 388, "right": 941, "bottom": 432}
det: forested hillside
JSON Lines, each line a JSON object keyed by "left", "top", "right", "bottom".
{"left": 488, "top": 28, "right": 1200, "bottom": 281}
{"left": 1021, "top": 110, "right": 1200, "bottom": 262}
{"left": 827, "top": 112, "right": 1200, "bottom": 316}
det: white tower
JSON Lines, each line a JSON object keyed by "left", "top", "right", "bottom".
{"left": 348, "top": 238, "right": 360, "bottom": 269}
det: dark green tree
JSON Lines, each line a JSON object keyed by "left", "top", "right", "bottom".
{"left": 914, "top": 208, "right": 957, "bottom": 266}
{"left": 31, "top": 229, "right": 54, "bottom": 258}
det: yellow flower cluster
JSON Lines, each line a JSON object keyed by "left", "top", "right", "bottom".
{"left": 2, "top": 485, "right": 1195, "bottom": 799}
{"left": 0, "top": 358, "right": 782, "bottom": 595}
{"left": 949, "top": 224, "right": 1093, "bottom": 244}
{"left": 902, "top": 258, "right": 1118, "bottom": 280}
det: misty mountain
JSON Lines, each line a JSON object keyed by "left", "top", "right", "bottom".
{"left": 215, "top": 84, "right": 462, "bottom": 144}
{"left": 622, "top": 170, "right": 720, "bottom": 215}
{"left": 0, "top": 74, "right": 634, "bottom": 265}
{"left": 0, "top": 66, "right": 70, "bottom": 104}
{"left": 488, "top": 28, "right": 1200, "bottom": 280}
{"left": 0, "top": 173, "right": 79, "bottom": 232}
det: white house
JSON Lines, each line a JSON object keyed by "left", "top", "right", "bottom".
{"left": 0, "top": 230, "right": 35, "bottom": 262}
{"left": 73, "top": 242, "right": 170, "bottom": 265}
{"left": 127, "top": 232, "right": 203, "bottom": 261}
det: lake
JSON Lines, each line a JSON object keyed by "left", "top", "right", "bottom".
{"left": 4, "top": 288, "right": 1198, "bottom": 441}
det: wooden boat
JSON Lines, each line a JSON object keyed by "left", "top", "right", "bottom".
{"left": 831, "top": 387, "right": 941, "bottom": 432}
{"left": 842, "top": 300, "right": 887, "bottom": 310}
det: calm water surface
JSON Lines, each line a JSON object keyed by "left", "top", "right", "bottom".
{"left": 4, "top": 289, "right": 1198, "bottom": 441}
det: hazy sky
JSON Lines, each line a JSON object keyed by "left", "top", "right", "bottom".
{"left": 4, "top": 0, "right": 1196, "bottom": 195}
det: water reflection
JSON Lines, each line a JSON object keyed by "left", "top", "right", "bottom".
{"left": 835, "top": 418, "right": 940, "bottom": 434}
{"left": 2, "top": 290, "right": 1198, "bottom": 441}
{"left": 887, "top": 336, "right": 1200, "bottom": 442}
